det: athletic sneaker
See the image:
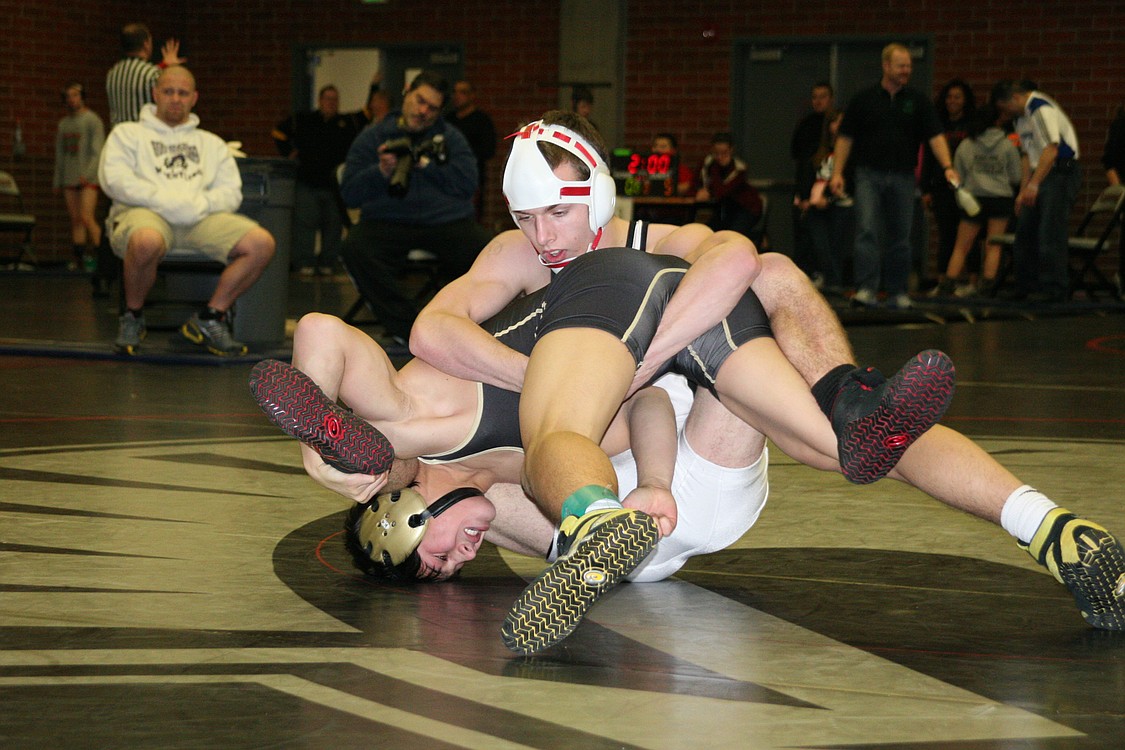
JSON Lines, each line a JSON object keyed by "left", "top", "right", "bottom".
{"left": 1020, "top": 508, "right": 1125, "bottom": 630}
{"left": 851, "top": 287, "right": 877, "bottom": 307}
{"left": 115, "top": 311, "right": 146, "bottom": 355}
{"left": 181, "top": 313, "right": 247, "bottom": 356}
{"left": 831, "top": 350, "right": 956, "bottom": 484}
{"left": 928, "top": 278, "right": 956, "bottom": 298}
{"left": 501, "top": 508, "right": 659, "bottom": 655}
{"left": 248, "top": 358, "right": 395, "bottom": 475}
{"left": 886, "top": 293, "right": 913, "bottom": 310}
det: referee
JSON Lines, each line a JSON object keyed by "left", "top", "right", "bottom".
{"left": 105, "top": 23, "right": 184, "bottom": 127}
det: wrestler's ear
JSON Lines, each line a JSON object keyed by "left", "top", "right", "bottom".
{"left": 588, "top": 169, "right": 617, "bottom": 231}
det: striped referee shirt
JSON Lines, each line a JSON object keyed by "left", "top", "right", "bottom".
{"left": 106, "top": 56, "right": 160, "bottom": 127}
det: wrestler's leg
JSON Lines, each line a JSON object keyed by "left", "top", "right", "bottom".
{"left": 752, "top": 252, "right": 853, "bottom": 384}
{"left": 887, "top": 424, "right": 1125, "bottom": 630}
{"left": 518, "top": 327, "right": 635, "bottom": 517}
{"left": 249, "top": 313, "right": 413, "bottom": 493}
{"left": 710, "top": 337, "right": 841, "bottom": 472}
{"left": 506, "top": 326, "right": 660, "bottom": 655}
{"left": 682, "top": 387, "right": 766, "bottom": 469}
{"left": 292, "top": 312, "right": 405, "bottom": 423}
{"left": 886, "top": 425, "right": 1013, "bottom": 523}
{"left": 753, "top": 253, "right": 956, "bottom": 483}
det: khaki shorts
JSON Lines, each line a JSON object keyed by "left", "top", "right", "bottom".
{"left": 108, "top": 207, "right": 259, "bottom": 264}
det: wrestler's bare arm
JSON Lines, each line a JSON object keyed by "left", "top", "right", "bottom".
{"left": 292, "top": 313, "right": 460, "bottom": 502}
{"left": 412, "top": 229, "right": 549, "bottom": 392}
{"left": 618, "top": 386, "right": 679, "bottom": 537}
{"left": 630, "top": 225, "right": 760, "bottom": 392}
{"left": 301, "top": 450, "right": 419, "bottom": 505}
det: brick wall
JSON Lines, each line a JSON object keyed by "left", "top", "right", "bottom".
{"left": 0, "top": 0, "right": 177, "bottom": 263}
{"left": 2, "top": 0, "right": 1122, "bottom": 272}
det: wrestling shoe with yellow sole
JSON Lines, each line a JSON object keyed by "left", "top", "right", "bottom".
{"left": 501, "top": 508, "right": 659, "bottom": 655}
{"left": 1019, "top": 508, "right": 1125, "bottom": 630}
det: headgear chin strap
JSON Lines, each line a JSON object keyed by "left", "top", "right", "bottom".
{"left": 355, "top": 486, "right": 480, "bottom": 567}
{"left": 502, "top": 120, "right": 616, "bottom": 234}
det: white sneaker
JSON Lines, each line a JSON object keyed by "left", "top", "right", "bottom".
{"left": 851, "top": 288, "right": 877, "bottom": 307}
{"left": 888, "top": 293, "right": 913, "bottom": 310}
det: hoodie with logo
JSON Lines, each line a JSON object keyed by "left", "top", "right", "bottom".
{"left": 99, "top": 103, "right": 242, "bottom": 226}
{"left": 953, "top": 127, "right": 1022, "bottom": 198}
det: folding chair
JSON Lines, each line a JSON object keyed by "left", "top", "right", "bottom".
{"left": 1066, "top": 184, "right": 1124, "bottom": 299}
{"left": 0, "top": 170, "right": 37, "bottom": 269}
{"left": 988, "top": 185, "right": 1125, "bottom": 299}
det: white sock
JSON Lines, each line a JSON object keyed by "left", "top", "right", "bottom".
{"left": 587, "top": 498, "right": 623, "bottom": 513}
{"left": 547, "top": 498, "right": 623, "bottom": 562}
{"left": 999, "top": 485, "right": 1059, "bottom": 543}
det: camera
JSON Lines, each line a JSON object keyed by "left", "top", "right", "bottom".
{"left": 383, "top": 134, "right": 448, "bottom": 198}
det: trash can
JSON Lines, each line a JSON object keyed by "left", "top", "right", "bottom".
{"left": 232, "top": 157, "right": 295, "bottom": 347}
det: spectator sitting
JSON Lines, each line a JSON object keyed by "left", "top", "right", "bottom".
{"left": 338, "top": 70, "right": 492, "bottom": 346}
{"left": 695, "top": 132, "right": 764, "bottom": 243}
{"left": 651, "top": 133, "right": 693, "bottom": 197}
{"left": 98, "top": 66, "right": 276, "bottom": 357}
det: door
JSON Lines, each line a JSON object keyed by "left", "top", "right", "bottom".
{"left": 294, "top": 44, "right": 464, "bottom": 115}
{"left": 732, "top": 37, "right": 933, "bottom": 256}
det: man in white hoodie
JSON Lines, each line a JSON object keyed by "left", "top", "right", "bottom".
{"left": 99, "top": 66, "right": 276, "bottom": 356}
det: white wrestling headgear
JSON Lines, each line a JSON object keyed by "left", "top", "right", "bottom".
{"left": 502, "top": 120, "right": 616, "bottom": 234}
{"left": 355, "top": 486, "right": 480, "bottom": 567}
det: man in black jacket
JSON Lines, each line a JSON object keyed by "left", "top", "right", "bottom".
{"left": 273, "top": 85, "right": 357, "bottom": 275}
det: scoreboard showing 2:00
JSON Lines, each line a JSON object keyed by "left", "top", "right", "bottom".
{"left": 610, "top": 149, "right": 680, "bottom": 197}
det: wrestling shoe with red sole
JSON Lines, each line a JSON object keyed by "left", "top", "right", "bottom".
{"left": 248, "top": 359, "right": 394, "bottom": 475}
{"left": 832, "top": 349, "right": 956, "bottom": 484}
{"left": 501, "top": 508, "right": 659, "bottom": 655}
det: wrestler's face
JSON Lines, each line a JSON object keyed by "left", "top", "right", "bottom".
{"left": 417, "top": 494, "right": 495, "bottom": 580}
{"left": 512, "top": 162, "right": 596, "bottom": 266}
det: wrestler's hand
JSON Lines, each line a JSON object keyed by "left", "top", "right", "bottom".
{"left": 302, "top": 445, "right": 388, "bottom": 503}
{"left": 622, "top": 484, "right": 677, "bottom": 538}
{"left": 625, "top": 359, "right": 666, "bottom": 399}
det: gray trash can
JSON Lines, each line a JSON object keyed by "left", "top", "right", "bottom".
{"left": 232, "top": 157, "right": 295, "bottom": 347}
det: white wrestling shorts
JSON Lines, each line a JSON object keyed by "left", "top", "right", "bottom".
{"left": 614, "top": 433, "right": 770, "bottom": 583}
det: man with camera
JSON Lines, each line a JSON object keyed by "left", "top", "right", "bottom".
{"left": 339, "top": 70, "right": 492, "bottom": 346}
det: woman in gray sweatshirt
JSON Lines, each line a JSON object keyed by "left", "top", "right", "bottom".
{"left": 935, "top": 103, "right": 1024, "bottom": 297}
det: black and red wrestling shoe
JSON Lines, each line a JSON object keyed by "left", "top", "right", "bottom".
{"left": 248, "top": 359, "right": 394, "bottom": 475}
{"left": 832, "top": 350, "right": 955, "bottom": 484}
